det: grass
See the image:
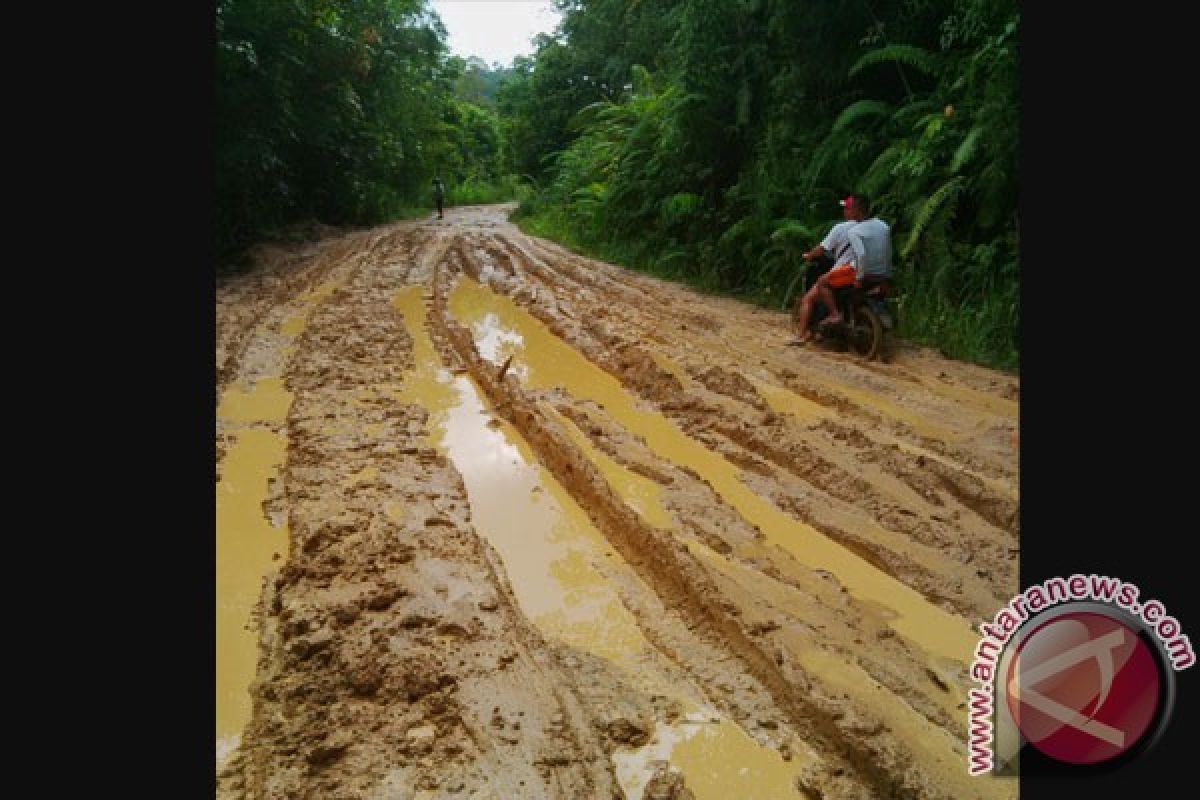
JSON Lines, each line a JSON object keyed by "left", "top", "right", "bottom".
{"left": 513, "top": 208, "right": 734, "bottom": 299}
{"left": 448, "top": 176, "right": 522, "bottom": 206}
{"left": 894, "top": 288, "right": 1018, "bottom": 372}
{"left": 513, "top": 206, "right": 1019, "bottom": 374}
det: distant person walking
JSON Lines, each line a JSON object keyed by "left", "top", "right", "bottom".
{"left": 432, "top": 177, "right": 446, "bottom": 220}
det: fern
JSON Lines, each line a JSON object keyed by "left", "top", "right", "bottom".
{"left": 569, "top": 101, "right": 613, "bottom": 131}
{"left": 891, "top": 99, "right": 940, "bottom": 126}
{"left": 862, "top": 142, "right": 908, "bottom": 195}
{"left": 950, "top": 126, "right": 985, "bottom": 173}
{"left": 832, "top": 100, "right": 891, "bottom": 132}
{"left": 655, "top": 247, "right": 690, "bottom": 273}
{"left": 717, "top": 217, "right": 757, "bottom": 250}
{"left": 630, "top": 64, "right": 654, "bottom": 95}
{"left": 848, "top": 44, "right": 938, "bottom": 79}
{"left": 769, "top": 219, "right": 816, "bottom": 243}
{"left": 903, "top": 177, "right": 965, "bottom": 258}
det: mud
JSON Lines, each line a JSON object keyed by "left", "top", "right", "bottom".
{"left": 217, "top": 205, "right": 1019, "bottom": 799}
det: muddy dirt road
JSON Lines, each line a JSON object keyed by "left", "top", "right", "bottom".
{"left": 216, "top": 204, "right": 1019, "bottom": 799}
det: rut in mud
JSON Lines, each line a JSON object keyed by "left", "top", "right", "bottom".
{"left": 216, "top": 204, "right": 1019, "bottom": 799}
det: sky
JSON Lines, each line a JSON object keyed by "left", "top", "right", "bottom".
{"left": 429, "top": 1, "right": 562, "bottom": 67}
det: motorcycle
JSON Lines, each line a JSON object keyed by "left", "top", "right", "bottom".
{"left": 790, "top": 262, "right": 896, "bottom": 360}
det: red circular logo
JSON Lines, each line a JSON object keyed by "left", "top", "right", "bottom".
{"left": 1005, "top": 611, "right": 1162, "bottom": 764}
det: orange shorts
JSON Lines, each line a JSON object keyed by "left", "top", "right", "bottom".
{"left": 824, "top": 264, "right": 857, "bottom": 288}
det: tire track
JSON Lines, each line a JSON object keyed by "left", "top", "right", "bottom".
{"left": 218, "top": 205, "right": 1019, "bottom": 799}
{"left": 432, "top": 233, "right": 1014, "bottom": 799}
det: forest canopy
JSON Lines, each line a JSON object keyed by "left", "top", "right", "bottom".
{"left": 217, "top": 0, "right": 1017, "bottom": 369}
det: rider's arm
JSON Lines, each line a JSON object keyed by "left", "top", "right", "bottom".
{"left": 848, "top": 230, "right": 866, "bottom": 286}
{"left": 810, "top": 221, "right": 851, "bottom": 261}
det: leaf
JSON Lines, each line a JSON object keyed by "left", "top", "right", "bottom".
{"left": 891, "top": 99, "right": 939, "bottom": 127}
{"left": 950, "top": 127, "right": 984, "bottom": 173}
{"left": 717, "top": 217, "right": 756, "bottom": 249}
{"left": 768, "top": 219, "right": 815, "bottom": 244}
{"left": 849, "top": 44, "right": 938, "bottom": 79}
{"left": 862, "top": 142, "right": 907, "bottom": 194}
{"left": 831, "top": 100, "right": 891, "bottom": 132}
{"left": 904, "top": 177, "right": 966, "bottom": 259}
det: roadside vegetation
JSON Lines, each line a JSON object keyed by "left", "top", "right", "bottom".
{"left": 218, "top": 0, "right": 1017, "bottom": 370}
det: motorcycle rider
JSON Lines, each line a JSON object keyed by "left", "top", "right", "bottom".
{"left": 816, "top": 193, "right": 892, "bottom": 328}
{"left": 792, "top": 193, "right": 865, "bottom": 344}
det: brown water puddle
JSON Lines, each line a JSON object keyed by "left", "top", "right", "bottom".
{"left": 647, "top": 351, "right": 692, "bottom": 385}
{"left": 751, "top": 378, "right": 831, "bottom": 422}
{"left": 684, "top": 538, "right": 1014, "bottom": 799}
{"left": 547, "top": 396, "right": 991, "bottom": 652}
{"left": 910, "top": 372, "right": 1019, "bottom": 419}
{"left": 682, "top": 320, "right": 973, "bottom": 446}
{"left": 279, "top": 280, "right": 342, "bottom": 338}
{"left": 217, "top": 284, "right": 346, "bottom": 764}
{"left": 394, "top": 286, "right": 806, "bottom": 798}
{"left": 751, "top": 375, "right": 1015, "bottom": 499}
{"left": 216, "top": 281, "right": 340, "bottom": 424}
{"left": 215, "top": 422, "right": 289, "bottom": 764}
{"left": 799, "top": 499, "right": 999, "bottom": 617}
{"left": 216, "top": 377, "right": 291, "bottom": 424}
{"left": 885, "top": 432, "right": 1018, "bottom": 500}
{"left": 804, "top": 371, "right": 965, "bottom": 442}
{"left": 614, "top": 717, "right": 812, "bottom": 800}
{"left": 549, "top": 406, "right": 676, "bottom": 531}
{"left": 799, "top": 648, "right": 1015, "bottom": 799}
{"left": 685, "top": 537, "right": 964, "bottom": 725}
{"left": 448, "top": 277, "right": 977, "bottom": 668}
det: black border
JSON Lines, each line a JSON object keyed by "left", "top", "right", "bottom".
{"left": 57, "top": 0, "right": 216, "bottom": 792}
{"left": 1020, "top": 4, "right": 1198, "bottom": 797}
{"left": 60, "top": 0, "right": 216, "bottom": 792}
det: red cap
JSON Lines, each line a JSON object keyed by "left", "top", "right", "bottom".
{"left": 839, "top": 196, "right": 853, "bottom": 208}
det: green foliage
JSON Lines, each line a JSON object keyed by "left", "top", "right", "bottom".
{"left": 949, "top": 126, "right": 984, "bottom": 172}
{"left": 448, "top": 175, "right": 523, "bottom": 205}
{"left": 500, "top": 0, "right": 1018, "bottom": 370}
{"left": 848, "top": 44, "right": 939, "bottom": 80}
{"left": 832, "top": 100, "right": 892, "bottom": 133}
{"left": 452, "top": 56, "right": 514, "bottom": 107}
{"left": 904, "top": 176, "right": 965, "bottom": 258}
{"left": 218, "top": 0, "right": 1019, "bottom": 369}
{"left": 216, "top": 0, "right": 516, "bottom": 264}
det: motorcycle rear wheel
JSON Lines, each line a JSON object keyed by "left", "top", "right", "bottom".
{"left": 850, "top": 305, "right": 884, "bottom": 360}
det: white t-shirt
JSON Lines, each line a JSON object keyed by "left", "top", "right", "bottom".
{"left": 820, "top": 221, "right": 857, "bottom": 266}
{"left": 847, "top": 218, "right": 892, "bottom": 279}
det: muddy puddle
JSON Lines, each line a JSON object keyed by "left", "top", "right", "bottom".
{"left": 394, "top": 286, "right": 809, "bottom": 798}
{"left": 215, "top": 395, "right": 290, "bottom": 764}
{"left": 218, "top": 208, "right": 1018, "bottom": 800}
{"left": 447, "top": 276, "right": 977, "bottom": 668}
{"left": 215, "top": 278, "right": 345, "bottom": 765}
{"left": 751, "top": 378, "right": 830, "bottom": 423}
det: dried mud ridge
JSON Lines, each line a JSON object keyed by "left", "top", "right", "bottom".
{"left": 217, "top": 205, "right": 1019, "bottom": 799}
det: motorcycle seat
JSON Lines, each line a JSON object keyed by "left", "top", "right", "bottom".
{"left": 862, "top": 277, "right": 891, "bottom": 296}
